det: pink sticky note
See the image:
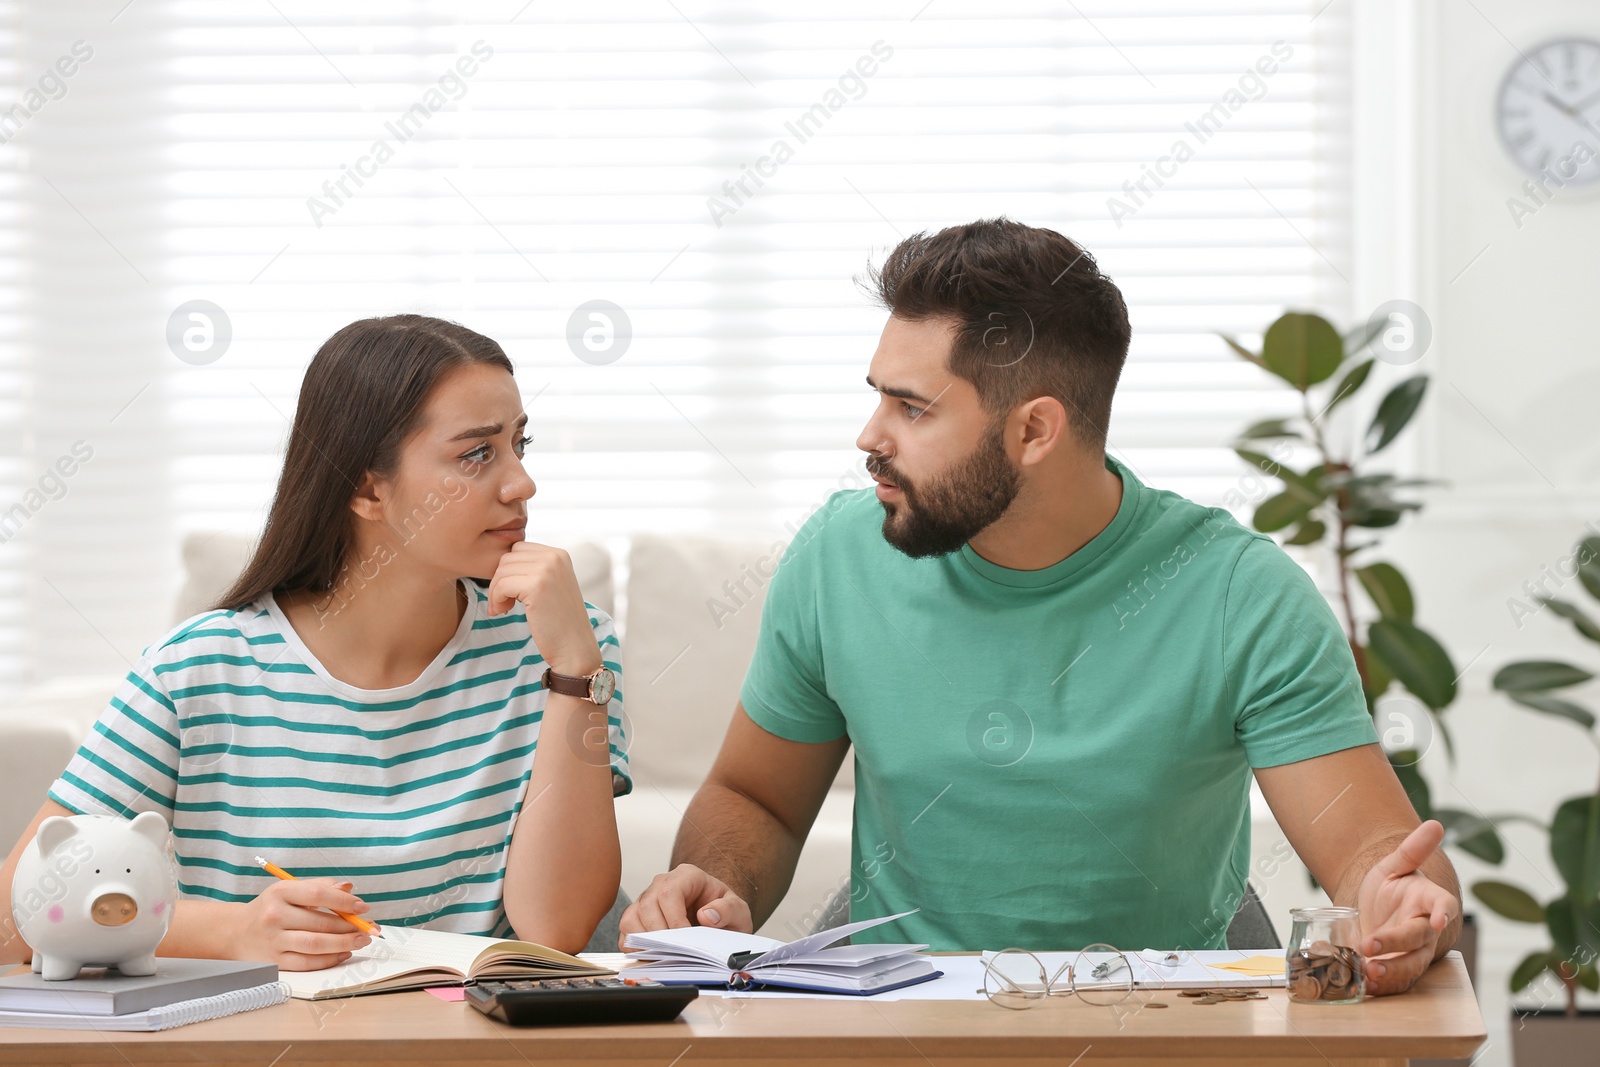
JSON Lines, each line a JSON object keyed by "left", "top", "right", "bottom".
{"left": 425, "top": 986, "right": 466, "bottom": 1002}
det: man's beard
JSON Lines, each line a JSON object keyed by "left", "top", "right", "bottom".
{"left": 866, "top": 422, "right": 1022, "bottom": 559}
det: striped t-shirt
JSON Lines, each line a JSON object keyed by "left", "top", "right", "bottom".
{"left": 49, "top": 578, "right": 630, "bottom": 939}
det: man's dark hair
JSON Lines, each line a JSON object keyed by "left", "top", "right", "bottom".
{"left": 863, "top": 217, "right": 1130, "bottom": 451}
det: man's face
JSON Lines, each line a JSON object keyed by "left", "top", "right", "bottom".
{"left": 856, "top": 316, "right": 1021, "bottom": 558}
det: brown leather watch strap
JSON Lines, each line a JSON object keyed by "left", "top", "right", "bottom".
{"left": 541, "top": 667, "right": 592, "bottom": 699}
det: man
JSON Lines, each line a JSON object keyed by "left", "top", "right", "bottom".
{"left": 620, "top": 218, "right": 1459, "bottom": 996}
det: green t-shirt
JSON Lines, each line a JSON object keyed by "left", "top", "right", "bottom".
{"left": 740, "top": 454, "right": 1379, "bottom": 952}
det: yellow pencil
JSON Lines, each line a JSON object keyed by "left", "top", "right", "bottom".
{"left": 254, "top": 856, "right": 384, "bottom": 939}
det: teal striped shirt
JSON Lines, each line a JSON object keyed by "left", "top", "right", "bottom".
{"left": 49, "top": 578, "right": 630, "bottom": 939}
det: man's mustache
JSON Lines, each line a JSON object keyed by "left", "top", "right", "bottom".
{"left": 865, "top": 454, "right": 904, "bottom": 487}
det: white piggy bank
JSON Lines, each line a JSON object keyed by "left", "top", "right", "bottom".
{"left": 9, "top": 812, "right": 178, "bottom": 981}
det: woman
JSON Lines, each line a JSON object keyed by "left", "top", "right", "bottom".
{"left": 0, "top": 314, "right": 627, "bottom": 970}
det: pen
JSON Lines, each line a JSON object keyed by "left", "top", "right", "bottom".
{"left": 254, "top": 856, "right": 384, "bottom": 939}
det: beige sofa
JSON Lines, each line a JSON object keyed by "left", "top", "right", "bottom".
{"left": 0, "top": 532, "right": 1307, "bottom": 945}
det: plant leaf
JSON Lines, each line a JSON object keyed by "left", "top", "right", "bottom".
{"left": 1284, "top": 518, "right": 1326, "bottom": 546}
{"left": 1549, "top": 795, "right": 1600, "bottom": 910}
{"left": 1356, "top": 562, "right": 1415, "bottom": 621}
{"left": 1323, "top": 358, "right": 1374, "bottom": 418}
{"left": 1472, "top": 880, "right": 1546, "bottom": 924}
{"left": 1235, "top": 450, "right": 1327, "bottom": 506}
{"left": 1388, "top": 752, "right": 1432, "bottom": 820}
{"left": 1253, "top": 490, "right": 1315, "bottom": 533}
{"left": 1435, "top": 712, "right": 1457, "bottom": 765}
{"left": 1547, "top": 895, "right": 1580, "bottom": 957}
{"left": 1367, "top": 618, "right": 1457, "bottom": 710}
{"left": 1538, "top": 597, "right": 1600, "bottom": 644}
{"left": 1234, "top": 448, "right": 1293, "bottom": 481}
{"left": 1578, "top": 537, "right": 1600, "bottom": 602}
{"left": 1509, "top": 950, "right": 1557, "bottom": 991}
{"left": 1343, "top": 318, "right": 1387, "bottom": 356}
{"left": 1365, "top": 375, "right": 1429, "bottom": 455}
{"left": 1220, "top": 334, "right": 1265, "bottom": 368}
{"left": 1504, "top": 691, "right": 1597, "bottom": 730}
{"left": 1346, "top": 507, "right": 1404, "bottom": 529}
{"left": 1361, "top": 642, "right": 1395, "bottom": 704}
{"left": 1237, "top": 418, "right": 1301, "bottom": 441}
{"left": 1261, "top": 312, "right": 1343, "bottom": 391}
{"left": 1435, "top": 808, "right": 1505, "bottom": 864}
{"left": 1492, "top": 661, "right": 1594, "bottom": 692}
{"left": 1546, "top": 894, "right": 1600, "bottom": 960}
{"left": 1489, "top": 813, "right": 1550, "bottom": 834}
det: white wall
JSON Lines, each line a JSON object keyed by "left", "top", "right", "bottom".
{"left": 1379, "top": 2, "right": 1600, "bottom": 1064}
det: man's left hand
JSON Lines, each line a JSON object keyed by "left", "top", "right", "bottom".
{"left": 1356, "top": 819, "right": 1457, "bottom": 996}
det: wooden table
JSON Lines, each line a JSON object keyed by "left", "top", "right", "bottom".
{"left": 0, "top": 952, "right": 1486, "bottom": 1066}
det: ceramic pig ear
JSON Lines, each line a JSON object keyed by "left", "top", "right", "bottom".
{"left": 34, "top": 816, "right": 77, "bottom": 858}
{"left": 129, "top": 811, "right": 169, "bottom": 847}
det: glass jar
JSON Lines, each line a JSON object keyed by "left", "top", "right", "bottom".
{"left": 1285, "top": 906, "right": 1365, "bottom": 1004}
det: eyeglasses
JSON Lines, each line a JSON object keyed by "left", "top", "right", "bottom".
{"left": 980, "top": 945, "right": 1181, "bottom": 1009}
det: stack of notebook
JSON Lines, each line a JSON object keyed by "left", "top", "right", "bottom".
{"left": 0, "top": 959, "right": 287, "bottom": 1031}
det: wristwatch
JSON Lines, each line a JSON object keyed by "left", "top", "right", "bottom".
{"left": 541, "top": 665, "right": 616, "bottom": 707}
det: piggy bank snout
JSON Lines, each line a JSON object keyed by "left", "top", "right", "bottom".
{"left": 90, "top": 892, "right": 138, "bottom": 927}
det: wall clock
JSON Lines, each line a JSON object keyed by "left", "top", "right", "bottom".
{"left": 1495, "top": 36, "right": 1600, "bottom": 187}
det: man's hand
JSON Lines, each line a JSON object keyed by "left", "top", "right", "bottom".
{"left": 1356, "top": 820, "right": 1457, "bottom": 996}
{"left": 616, "top": 864, "right": 753, "bottom": 949}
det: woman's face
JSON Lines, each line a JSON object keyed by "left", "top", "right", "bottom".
{"left": 369, "top": 362, "right": 535, "bottom": 581}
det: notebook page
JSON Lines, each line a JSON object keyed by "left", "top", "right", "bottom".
{"left": 623, "top": 926, "right": 783, "bottom": 965}
{"left": 750, "top": 908, "right": 921, "bottom": 966}
{"left": 282, "top": 928, "right": 487, "bottom": 998}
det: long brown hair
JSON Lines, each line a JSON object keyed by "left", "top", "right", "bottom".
{"left": 214, "top": 314, "right": 514, "bottom": 611}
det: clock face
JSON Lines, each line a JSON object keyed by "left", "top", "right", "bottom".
{"left": 592, "top": 667, "right": 616, "bottom": 705}
{"left": 1496, "top": 37, "right": 1600, "bottom": 186}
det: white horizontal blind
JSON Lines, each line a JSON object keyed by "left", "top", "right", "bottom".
{"left": 0, "top": 2, "right": 26, "bottom": 687}
{"left": 5, "top": 0, "right": 1350, "bottom": 692}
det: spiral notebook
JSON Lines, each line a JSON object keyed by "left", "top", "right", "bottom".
{"left": 0, "top": 980, "right": 290, "bottom": 1031}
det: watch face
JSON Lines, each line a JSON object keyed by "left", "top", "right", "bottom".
{"left": 1496, "top": 37, "right": 1600, "bottom": 186}
{"left": 590, "top": 667, "right": 616, "bottom": 705}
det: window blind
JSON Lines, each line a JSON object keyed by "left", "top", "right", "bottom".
{"left": 3, "top": 0, "right": 1351, "bottom": 691}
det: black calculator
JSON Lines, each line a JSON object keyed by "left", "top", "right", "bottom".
{"left": 466, "top": 976, "right": 699, "bottom": 1026}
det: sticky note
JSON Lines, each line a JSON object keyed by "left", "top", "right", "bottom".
{"left": 1208, "top": 955, "right": 1286, "bottom": 977}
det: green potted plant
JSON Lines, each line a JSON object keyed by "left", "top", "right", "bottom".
{"left": 1222, "top": 311, "right": 1495, "bottom": 984}
{"left": 1471, "top": 538, "right": 1600, "bottom": 1060}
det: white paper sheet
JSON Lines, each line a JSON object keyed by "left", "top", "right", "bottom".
{"left": 699, "top": 949, "right": 1288, "bottom": 1002}
{"left": 980, "top": 948, "right": 1286, "bottom": 990}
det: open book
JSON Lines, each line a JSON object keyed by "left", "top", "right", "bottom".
{"left": 621, "top": 909, "right": 939, "bottom": 995}
{"left": 284, "top": 926, "right": 613, "bottom": 1000}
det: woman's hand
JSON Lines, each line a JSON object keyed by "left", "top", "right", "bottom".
{"left": 488, "top": 542, "right": 601, "bottom": 675}
{"left": 234, "top": 878, "right": 374, "bottom": 971}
